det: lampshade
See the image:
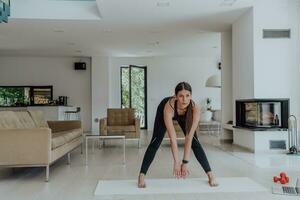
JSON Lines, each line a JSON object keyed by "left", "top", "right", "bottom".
{"left": 205, "top": 74, "right": 221, "bottom": 88}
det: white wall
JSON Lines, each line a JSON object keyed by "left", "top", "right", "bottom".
{"left": 109, "top": 53, "right": 222, "bottom": 131}
{"left": 232, "top": 8, "right": 254, "bottom": 125}
{"left": 234, "top": 130, "right": 288, "bottom": 153}
{"left": 221, "top": 31, "right": 233, "bottom": 140}
{"left": 299, "top": 1, "right": 300, "bottom": 120}
{"left": 232, "top": 8, "right": 255, "bottom": 147}
{"left": 0, "top": 56, "right": 92, "bottom": 131}
{"left": 232, "top": 0, "right": 300, "bottom": 151}
{"left": 232, "top": 8, "right": 255, "bottom": 101}
{"left": 253, "top": 0, "right": 300, "bottom": 119}
{"left": 91, "top": 56, "right": 110, "bottom": 132}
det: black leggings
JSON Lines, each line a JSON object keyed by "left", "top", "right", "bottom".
{"left": 140, "top": 100, "right": 212, "bottom": 175}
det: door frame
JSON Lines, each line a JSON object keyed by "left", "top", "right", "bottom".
{"left": 120, "top": 65, "right": 147, "bottom": 129}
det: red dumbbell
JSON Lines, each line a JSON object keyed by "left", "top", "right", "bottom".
{"left": 280, "top": 177, "right": 288, "bottom": 184}
{"left": 280, "top": 172, "right": 289, "bottom": 183}
{"left": 273, "top": 176, "right": 280, "bottom": 183}
{"left": 273, "top": 172, "right": 290, "bottom": 184}
{"left": 280, "top": 172, "right": 287, "bottom": 178}
{"left": 286, "top": 176, "right": 289, "bottom": 182}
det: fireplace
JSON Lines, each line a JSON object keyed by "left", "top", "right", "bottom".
{"left": 236, "top": 99, "right": 289, "bottom": 130}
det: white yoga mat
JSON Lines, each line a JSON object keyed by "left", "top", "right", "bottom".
{"left": 94, "top": 177, "right": 267, "bottom": 195}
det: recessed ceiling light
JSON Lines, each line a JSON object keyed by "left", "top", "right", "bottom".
{"left": 156, "top": 1, "right": 170, "bottom": 7}
{"left": 53, "top": 29, "right": 64, "bottom": 33}
{"left": 220, "top": 0, "right": 237, "bottom": 6}
{"left": 149, "top": 30, "right": 161, "bottom": 34}
{"left": 103, "top": 29, "right": 112, "bottom": 33}
{"left": 147, "top": 41, "right": 160, "bottom": 46}
{"left": 197, "top": 30, "right": 208, "bottom": 33}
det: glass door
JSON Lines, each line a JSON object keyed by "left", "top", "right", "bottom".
{"left": 121, "top": 65, "right": 147, "bottom": 129}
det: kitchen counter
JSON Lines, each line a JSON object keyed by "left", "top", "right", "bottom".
{"left": 0, "top": 105, "right": 73, "bottom": 107}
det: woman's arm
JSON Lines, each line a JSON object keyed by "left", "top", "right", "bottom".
{"left": 163, "top": 103, "right": 181, "bottom": 178}
{"left": 163, "top": 104, "right": 180, "bottom": 164}
{"left": 183, "top": 104, "right": 200, "bottom": 162}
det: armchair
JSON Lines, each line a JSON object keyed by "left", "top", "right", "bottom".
{"left": 100, "top": 108, "right": 140, "bottom": 147}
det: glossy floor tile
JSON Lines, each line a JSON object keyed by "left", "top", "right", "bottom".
{"left": 0, "top": 131, "right": 299, "bottom": 200}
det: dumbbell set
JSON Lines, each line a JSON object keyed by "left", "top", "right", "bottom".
{"left": 273, "top": 172, "right": 289, "bottom": 184}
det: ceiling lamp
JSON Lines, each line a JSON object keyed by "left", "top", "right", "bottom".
{"left": 205, "top": 62, "right": 221, "bottom": 88}
{"left": 0, "top": 0, "right": 10, "bottom": 23}
{"left": 205, "top": 74, "right": 221, "bottom": 88}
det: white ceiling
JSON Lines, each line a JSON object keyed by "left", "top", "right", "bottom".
{"left": 0, "top": 0, "right": 254, "bottom": 57}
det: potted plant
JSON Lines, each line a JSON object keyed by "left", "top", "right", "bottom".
{"left": 200, "top": 98, "right": 213, "bottom": 122}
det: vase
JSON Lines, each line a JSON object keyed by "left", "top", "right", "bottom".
{"left": 200, "top": 110, "right": 212, "bottom": 122}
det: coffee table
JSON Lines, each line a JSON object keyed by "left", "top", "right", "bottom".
{"left": 85, "top": 134, "right": 126, "bottom": 165}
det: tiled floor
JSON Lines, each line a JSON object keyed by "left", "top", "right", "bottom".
{"left": 0, "top": 131, "right": 300, "bottom": 200}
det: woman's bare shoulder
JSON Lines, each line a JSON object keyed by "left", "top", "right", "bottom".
{"left": 164, "top": 96, "right": 175, "bottom": 114}
{"left": 166, "top": 96, "right": 175, "bottom": 107}
{"left": 192, "top": 101, "right": 200, "bottom": 112}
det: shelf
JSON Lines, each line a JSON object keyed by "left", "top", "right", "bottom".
{"left": 223, "top": 123, "right": 233, "bottom": 131}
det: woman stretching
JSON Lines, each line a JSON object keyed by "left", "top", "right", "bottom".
{"left": 138, "top": 82, "right": 218, "bottom": 188}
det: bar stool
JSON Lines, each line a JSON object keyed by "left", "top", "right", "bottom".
{"left": 64, "top": 107, "right": 81, "bottom": 120}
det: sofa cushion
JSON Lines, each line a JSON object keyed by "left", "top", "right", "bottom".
{"left": 14, "top": 111, "right": 36, "bottom": 128}
{"left": 63, "top": 128, "right": 82, "bottom": 142}
{"left": 28, "top": 110, "right": 49, "bottom": 128}
{"left": 52, "top": 134, "right": 66, "bottom": 150}
{"left": 0, "top": 111, "right": 23, "bottom": 129}
{"left": 51, "top": 128, "right": 82, "bottom": 149}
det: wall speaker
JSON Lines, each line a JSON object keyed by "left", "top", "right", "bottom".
{"left": 74, "top": 62, "right": 86, "bottom": 70}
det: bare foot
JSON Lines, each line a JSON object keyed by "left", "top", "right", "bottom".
{"left": 138, "top": 173, "right": 146, "bottom": 188}
{"left": 208, "top": 177, "right": 219, "bottom": 187}
{"left": 207, "top": 172, "right": 218, "bottom": 187}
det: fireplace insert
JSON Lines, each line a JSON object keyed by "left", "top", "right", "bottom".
{"left": 236, "top": 99, "right": 289, "bottom": 130}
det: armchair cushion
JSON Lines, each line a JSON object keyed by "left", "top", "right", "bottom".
{"left": 107, "top": 125, "right": 136, "bottom": 132}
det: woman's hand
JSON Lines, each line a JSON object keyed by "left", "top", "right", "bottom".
{"left": 181, "top": 163, "right": 190, "bottom": 179}
{"left": 173, "top": 162, "right": 181, "bottom": 178}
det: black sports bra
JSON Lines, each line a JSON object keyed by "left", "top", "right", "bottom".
{"left": 168, "top": 97, "right": 187, "bottom": 121}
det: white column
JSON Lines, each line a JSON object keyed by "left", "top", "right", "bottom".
{"left": 221, "top": 31, "right": 233, "bottom": 141}
{"left": 91, "top": 56, "right": 110, "bottom": 133}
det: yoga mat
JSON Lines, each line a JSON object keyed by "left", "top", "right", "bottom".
{"left": 94, "top": 177, "right": 267, "bottom": 195}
